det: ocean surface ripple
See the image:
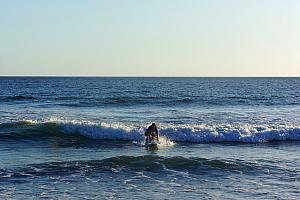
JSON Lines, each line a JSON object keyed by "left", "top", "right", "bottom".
{"left": 1, "top": 77, "right": 300, "bottom": 199}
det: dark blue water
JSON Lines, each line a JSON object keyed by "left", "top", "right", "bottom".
{"left": 0, "top": 77, "right": 300, "bottom": 199}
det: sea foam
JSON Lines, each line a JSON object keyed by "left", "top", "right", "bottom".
{"left": 53, "top": 119, "right": 300, "bottom": 143}
{"left": 1, "top": 119, "right": 300, "bottom": 143}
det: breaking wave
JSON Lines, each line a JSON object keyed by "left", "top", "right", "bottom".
{"left": 1, "top": 120, "right": 300, "bottom": 143}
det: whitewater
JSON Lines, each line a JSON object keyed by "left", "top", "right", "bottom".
{"left": 2, "top": 119, "right": 300, "bottom": 143}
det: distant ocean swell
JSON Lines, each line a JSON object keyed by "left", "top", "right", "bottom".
{"left": 1, "top": 95, "right": 300, "bottom": 106}
{"left": 1, "top": 120, "right": 300, "bottom": 143}
{"left": 0, "top": 95, "right": 36, "bottom": 101}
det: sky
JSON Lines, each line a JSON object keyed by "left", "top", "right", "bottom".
{"left": 0, "top": 0, "right": 299, "bottom": 76}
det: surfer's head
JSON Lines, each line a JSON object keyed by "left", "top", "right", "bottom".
{"left": 152, "top": 123, "right": 156, "bottom": 126}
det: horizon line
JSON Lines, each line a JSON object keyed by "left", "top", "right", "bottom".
{"left": 1, "top": 75, "right": 300, "bottom": 78}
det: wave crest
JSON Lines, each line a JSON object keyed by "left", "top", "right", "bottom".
{"left": 0, "top": 156, "right": 266, "bottom": 179}
{"left": 58, "top": 121, "right": 300, "bottom": 143}
{"left": 1, "top": 120, "right": 300, "bottom": 143}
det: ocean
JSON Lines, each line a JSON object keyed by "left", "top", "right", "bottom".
{"left": 0, "top": 77, "right": 299, "bottom": 199}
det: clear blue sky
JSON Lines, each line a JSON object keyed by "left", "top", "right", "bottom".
{"left": 0, "top": 0, "right": 299, "bottom": 76}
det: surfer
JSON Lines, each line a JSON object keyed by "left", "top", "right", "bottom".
{"left": 145, "top": 123, "right": 159, "bottom": 143}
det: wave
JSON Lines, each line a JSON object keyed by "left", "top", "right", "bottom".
{"left": 0, "top": 155, "right": 274, "bottom": 180}
{"left": 53, "top": 96, "right": 194, "bottom": 107}
{"left": 1, "top": 94, "right": 299, "bottom": 106}
{"left": 0, "top": 95, "right": 36, "bottom": 101}
{"left": 0, "top": 121, "right": 86, "bottom": 142}
{"left": 1, "top": 120, "right": 300, "bottom": 143}
{"left": 51, "top": 96, "right": 276, "bottom": 107}
{"left": 160, "top": 124, "right": 300, "bottom": 143}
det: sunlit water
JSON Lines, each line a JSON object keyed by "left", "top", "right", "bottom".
{"left": 0, "top": 77, "right": 300, "bottom": 199}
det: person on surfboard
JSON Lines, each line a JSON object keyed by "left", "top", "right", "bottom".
{"left": 145, "top": 123, "right": 159, "bottom": 143}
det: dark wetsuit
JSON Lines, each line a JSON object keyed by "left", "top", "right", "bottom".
{"left": 145, "top": 124, "right": 159, "bottom": 142}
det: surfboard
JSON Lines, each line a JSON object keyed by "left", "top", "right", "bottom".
{"left": 145, "top": 141, "right": 159, "bottom": 150}
{"left": 146, "top": 141, "right": 158, "bottom": 147}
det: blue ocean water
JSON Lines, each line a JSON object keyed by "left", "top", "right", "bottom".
{"left": 0, "top": 77, "right": 300, "bottom": 199}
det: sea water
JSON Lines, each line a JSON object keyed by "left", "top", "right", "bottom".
{"left": 0, "top": 77, "right": 299, "bottom": 199}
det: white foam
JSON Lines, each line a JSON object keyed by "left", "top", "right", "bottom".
{"left": 23, "top": 119, "right": 38, "bottom": 124}
{"left": 159, "top": 124, "right": 300, "bottom": 143}
{"left": 132, "top": 136, "right": 175, "bottom": 147}
{"left": 55, "top": 119, "right": 144, "bottom": 141}
{"left": 157, "top": 136, "right": 175, "bottom": 147}
{"left": 49, "top": 119, "right": 300, "bottom": 143}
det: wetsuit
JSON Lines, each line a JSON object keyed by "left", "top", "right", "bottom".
{"left": 145, "top": 124, "right": 159, "bottom": 142}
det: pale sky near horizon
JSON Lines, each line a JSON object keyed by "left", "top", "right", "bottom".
{"left": 0, "top": 0, "right": 300, "bottom": 76}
